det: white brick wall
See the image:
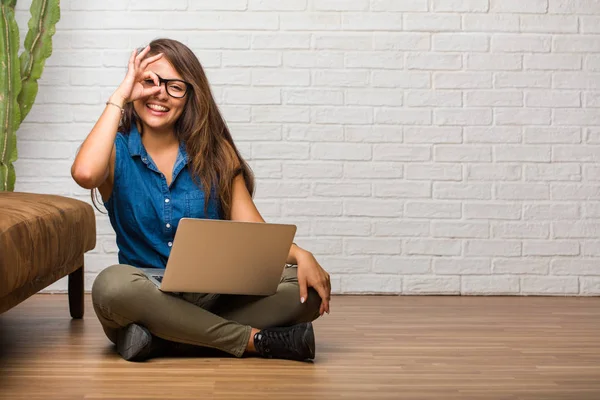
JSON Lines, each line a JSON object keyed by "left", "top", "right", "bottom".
{"left": 12, "top": 0, "right": 600, "bottom": 295}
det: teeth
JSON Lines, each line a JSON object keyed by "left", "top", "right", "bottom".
{"left": 148, "top": 104, "right": 168, "bottom": 112}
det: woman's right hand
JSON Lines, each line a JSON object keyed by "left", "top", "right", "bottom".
{"left": 111, "top": 45, "right": 164, "bottom": 105}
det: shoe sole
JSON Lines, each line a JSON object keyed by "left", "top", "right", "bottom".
{"left": 303, "top": 322, "right": 316, "bottom": 360}
{"left": 117, "top": 323, "right": 152, "bottom": 361}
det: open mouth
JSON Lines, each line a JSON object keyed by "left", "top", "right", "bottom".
{"left": 146, "top": 103, "right": 170, "bottom": 115}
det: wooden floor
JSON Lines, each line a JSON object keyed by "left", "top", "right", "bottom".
{"left": 1, "top": 295, "right": 600, "bottom": 400}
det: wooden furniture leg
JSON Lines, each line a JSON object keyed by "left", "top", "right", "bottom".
{"left": 68, "top": 265, "right": 84, "bottom": 319}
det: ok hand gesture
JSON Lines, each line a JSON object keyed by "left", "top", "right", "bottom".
{"left": 113, "top": 45, "right": 164, "bottom": 105}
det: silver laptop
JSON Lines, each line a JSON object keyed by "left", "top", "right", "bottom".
{"left": 139, "top": 217, "right": 297, "bottom": 296}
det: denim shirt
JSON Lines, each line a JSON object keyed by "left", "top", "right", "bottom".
{"left": 104, "top": 124, "right": 221, "bottom": 269}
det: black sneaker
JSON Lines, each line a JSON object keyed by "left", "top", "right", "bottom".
{"left": 116, "top": 323, "right": 159, "bottom": 361}
{"left": 254, "top": 322, "right": 315, "bottom": 361}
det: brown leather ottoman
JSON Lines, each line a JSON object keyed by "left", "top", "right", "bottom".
{"left": 0, "top": 192, "right": 96, "bottom": 318}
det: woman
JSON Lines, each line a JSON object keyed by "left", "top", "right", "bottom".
{"left": 71, "top": 38, "right": 331, "bottom": 362}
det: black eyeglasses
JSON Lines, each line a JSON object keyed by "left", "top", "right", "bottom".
{"left": 143, "top": 74, "right": 191, "bottom": 98}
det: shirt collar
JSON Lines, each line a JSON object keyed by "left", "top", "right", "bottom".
{"left": 176, "top": 140, "right": 189, "bottom": 166}
{"left": 127, "top": 123, "right": 144, "bottom": 157}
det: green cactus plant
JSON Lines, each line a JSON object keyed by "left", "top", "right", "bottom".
{"left": 0, "top": 0, "right": 60, "bottom": 191}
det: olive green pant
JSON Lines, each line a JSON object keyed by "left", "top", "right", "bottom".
{"left": 91, "top": 264, "right": 321, "bottom": 357}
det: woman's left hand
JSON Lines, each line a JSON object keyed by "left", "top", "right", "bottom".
{"left": 296, "top": 251, "right": 331, "bottom": 316}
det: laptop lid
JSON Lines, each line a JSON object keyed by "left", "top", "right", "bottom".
{"left": 159, "top": 218, "right": 297, "bottom": 295}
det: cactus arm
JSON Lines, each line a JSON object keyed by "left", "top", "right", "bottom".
{"left": 0, "top": 0, "right": 21, "bottom": 191}
{"left": 18, "top": 0, "right": 60, "bottom": 122}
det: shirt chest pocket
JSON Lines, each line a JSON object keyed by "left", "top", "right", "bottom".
{"left": 123, "top": 188, "right": 154, "bottom": 229}
{"left": 184, "top": 191, "right": 207, "bottom": 218}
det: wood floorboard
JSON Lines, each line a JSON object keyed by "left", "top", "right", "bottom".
{"left": 0, "top": 295, "right": 599, "bottom": 399}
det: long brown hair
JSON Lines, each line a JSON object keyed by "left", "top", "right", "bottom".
{"left": 92, "top": 38, "right": 254, "bottom": 220}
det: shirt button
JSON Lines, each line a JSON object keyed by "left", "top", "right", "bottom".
{"left": 166, "top": 223, "right": 171, "bottom": 228}
{"left": 165, "top": 198, "right": 170, "bottom": 203}
{"left": 168, "top": 242, "right": 173, "bottom": 247}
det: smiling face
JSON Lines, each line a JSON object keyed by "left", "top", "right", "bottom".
{"left": 132, "top": 57, "right": 188, "bottom": 134}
